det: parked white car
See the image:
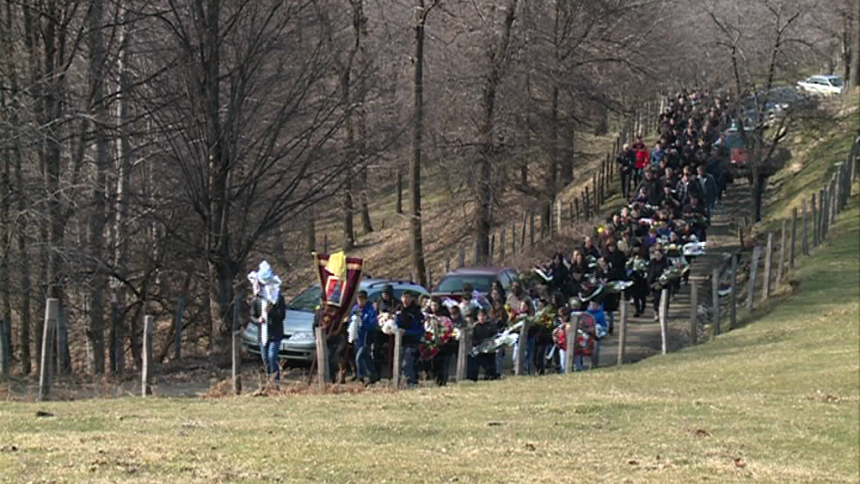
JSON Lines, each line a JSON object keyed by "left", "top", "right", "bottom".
{"left": 796, "top": 75, "right": 843, "bottom": 96}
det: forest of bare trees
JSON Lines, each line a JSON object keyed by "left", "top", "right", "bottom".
{"left": 0, "top": 0, "right": 856, "bottom": 377}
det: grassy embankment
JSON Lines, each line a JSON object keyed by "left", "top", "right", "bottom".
{"left": 1, "top": 196, "right": 857, "bottom": 482}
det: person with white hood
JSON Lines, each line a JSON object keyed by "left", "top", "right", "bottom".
{"left": 248, "top": 261, "right": 286, "bottom": 388}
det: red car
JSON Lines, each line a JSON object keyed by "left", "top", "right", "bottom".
{"left": 431, "top": 267, "right": 518, "bottom": 301}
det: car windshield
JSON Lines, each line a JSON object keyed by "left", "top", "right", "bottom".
{"left": 436, "top": 275, "right": 495, "bottom": 294}
{"left": 829, "top": 78, "right": 843, "bottom": 87}
{"left": 287, "top": 285, "right": 321, "bottom": 312}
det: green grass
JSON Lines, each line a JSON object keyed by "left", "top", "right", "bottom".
{"left": 765, "top": 99, "right": 858, "bottom": 226}
{"left": 1, "top": 197, "right": 858, "bottom": 482}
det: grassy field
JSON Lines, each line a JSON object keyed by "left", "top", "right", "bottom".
{"left": 1, "top": 199, "right": 858, "bottom": 483}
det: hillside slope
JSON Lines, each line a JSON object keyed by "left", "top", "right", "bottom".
{"left": 2, "top": 192, "right": 857, "bottom": 483}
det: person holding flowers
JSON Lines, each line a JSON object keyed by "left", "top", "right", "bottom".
{"left": 396, "top": 290, "right": 425, "bottom": 387}
{"left": 467, "top": 308, "right": 498, "bottom": 381}
{"left": 490, "top": 299, "right": 509, "bottom": 376}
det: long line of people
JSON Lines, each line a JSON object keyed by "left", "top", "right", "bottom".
{"left": 340, "top": 90, "right": 732, "bottom": 386}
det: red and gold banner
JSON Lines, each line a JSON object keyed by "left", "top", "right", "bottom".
{"left": 315, "top": 251, "right": 363, "bottom": 336}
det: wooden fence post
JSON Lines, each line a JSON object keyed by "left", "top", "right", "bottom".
{"left": 811, "top": 193, "right": 818, "bottom": 248}
{"left": 174, "top": 296, "right": 185, "bottom": 361}
{"left": 712, "top": 268, "right": 721, "bottom": 336}
{"left": 511, "top": 224, "right": 517, "bottom": 255}
{"left": 520, "top": 212, "right": 527, "bottom": 249}
{"left": 729, "top": 255, "right": 738, "bottom": 331}
{"left": 763, "top": 232, "right": 773, "bottom": 301}
{"left": 564, "top": 318, "right": 575, "bottom": 374}
{"left": 323, "top": 234, "right": 328, "bottom": 254}
{"left": 392, "top": 330, "right": 403, "bottom": 389}
{"left": 458, "top": 246, "right": 465, "bottom": 268}
{"left": 777, "top": 221, "right": 787, "bottom": 288}
{"left": 231, "top": 294, "right": 242, "bottom": 395}
{"left": 499, "top": 227, "right": 506, "bottom": 262}
{"left": 574, "top": 198, "right": 580, "bottom": 222}
{"left": 821, "top": 186, "right": 827, "bottom": 242}
{"left": 142, "top": 315, "right": 154, "bottom": 396}
{"left": 514, "top": 319, "right": 530, "bottom": 376}
{"left": 489, "top": 234, "right": 496, "bottom": 263}
{"left": 659, "top": 288, "right": 669, "bottom": 355}
{"left": 456, "top": 328, "right": 470, "bottom": 381}
{"left": 689, "top": 280, "right": 698, "bottom": 345}
{"left": 747, "top": 246, "right": 761, "bottom": 314}
{"left": 38, "top": 299, "right": 59, "bottom": 401}
{"left": 802, "top": 198, "right": 809, "bottom": 256}
{"left": 585, "top": 187, "right": 591, "bottom": 219}
{"left": 790, "top": 207, "right": 798, "bottom": 268}
{"left": 445, "top": 259, "right": 450, "bottom": 274}
{"left": 556, "top": 199, "right": 562, "bottom": 234}
{"left": 529, "top": 212, "right": 536, "bottom": 247}
{"left": 315, "top": 326, "right": 329, "bottom": 390}
{"left": 618, "top": 297, "right": 628, "bottom": 364}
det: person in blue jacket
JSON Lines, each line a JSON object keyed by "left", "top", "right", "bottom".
{"left": 587, "top": 300, "right": 608, "bottom": 368}
{"left": 395, "top": 290, "right": 425, "bottom": 387}
{"left": 352, "top": 290, "right": 379, "bottom": 385}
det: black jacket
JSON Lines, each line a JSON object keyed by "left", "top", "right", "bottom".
{"left": 605, "top": 250, "right": 628, "bottom": 281}
{"left": 397, "top": 303, "right": 424, "bottom": 345}
{"left": 647, "top": 257, "right": 670, "bottom": 286}
{"left": 471, "top": 321, "right": 497, "bottom": 348}
{"left": 251, "top": 294, "right": 286, "bottom": 343}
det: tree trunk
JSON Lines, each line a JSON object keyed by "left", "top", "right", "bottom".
{"left": 476, "top": 0, "right": 518, "bottom": 265}
{"left": 110, "top": 5, "right": 133, "bottom": 375}
{"left": 751, "top": 171, "right": 766, "bottom": 223}
{"left": 850, "top": 7, "right": 860, "bottom": 91}
{"left": 359, "top": 166, "right": 373, "bottom": 233}
{"left": 543, "top": 84, "right": 559, "bottom": 234}
{"left": 40, "top": 4, "right": 70, "bottom": 373}
{"left": 3, "top": 0, "right": 29, "bottom": 374}
{"left": 395, "top": 168, "right": 403, "bottom": 214}
{"left": 0, "top": 129, "right": 10, "bottom": 366}
{"left": 85, "top": 0, "right": 108, "bottom": 374}
{"left": 306, "top": 211, "right": 316, "bottom": 253}
{"left": 560, "top": 124, "right": 574, "bottom": 185}
{"left": 203, "top": 0, "right": 234, "bottom": 356}
{"left": 343, "top": 170, "right": 355, "bottom": 250}
{"left": 410, "top": 0, "right": 428, "bottom": 287}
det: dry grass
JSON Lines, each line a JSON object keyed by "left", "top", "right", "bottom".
{"left": 1, "top": 196, "right": 858, "bottom": 483}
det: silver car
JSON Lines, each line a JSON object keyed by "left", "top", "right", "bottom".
{"left": 243, "top": 278, "right": 429, "bottom": 363}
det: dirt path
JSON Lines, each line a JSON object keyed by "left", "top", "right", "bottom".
{"left": 593, "top": 179, "right": 752, "bottom": 368}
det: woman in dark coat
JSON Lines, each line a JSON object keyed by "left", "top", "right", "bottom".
{"left": 647, "top": 247, "right": 670, "bottom": 321}
{"left": 628, "top": 243, "right": 649, "bottom": 317}
{"left": 549, "top": 253, "right": 571, "bottom": 299}
{"left": 602, "top": 240, "right": 627, "bottom": 333}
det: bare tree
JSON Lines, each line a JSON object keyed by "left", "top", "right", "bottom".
{"left": 709, "top": 0, "right": 804, "bottom": 222}
{"left": 141, "top": 0, "right": 358, "bottom": 354}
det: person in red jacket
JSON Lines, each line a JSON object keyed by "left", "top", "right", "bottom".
{"left": 632, "top": 134, "right": 650, "bottom": 188}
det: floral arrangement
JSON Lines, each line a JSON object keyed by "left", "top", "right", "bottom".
{"left": 627, "top": 257, "right": 648, "bottom": 276}
{"left": 378, "top": 313, "right": 398, "bottom": 335}
{"left": 347, "top": 313, "right": 360, "bottom": 344}
{"left": 531, "top": 305, "right": 557, "bottom": 330}
{"left": 420, "top": 315, "right": 455, "bottom": 360}
{"left": 471, "top": 320, "right": 523, "bottom": 356}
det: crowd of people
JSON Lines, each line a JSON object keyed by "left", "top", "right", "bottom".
{"left": 252, "top": 90, "right": 736, "bottom": 389}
